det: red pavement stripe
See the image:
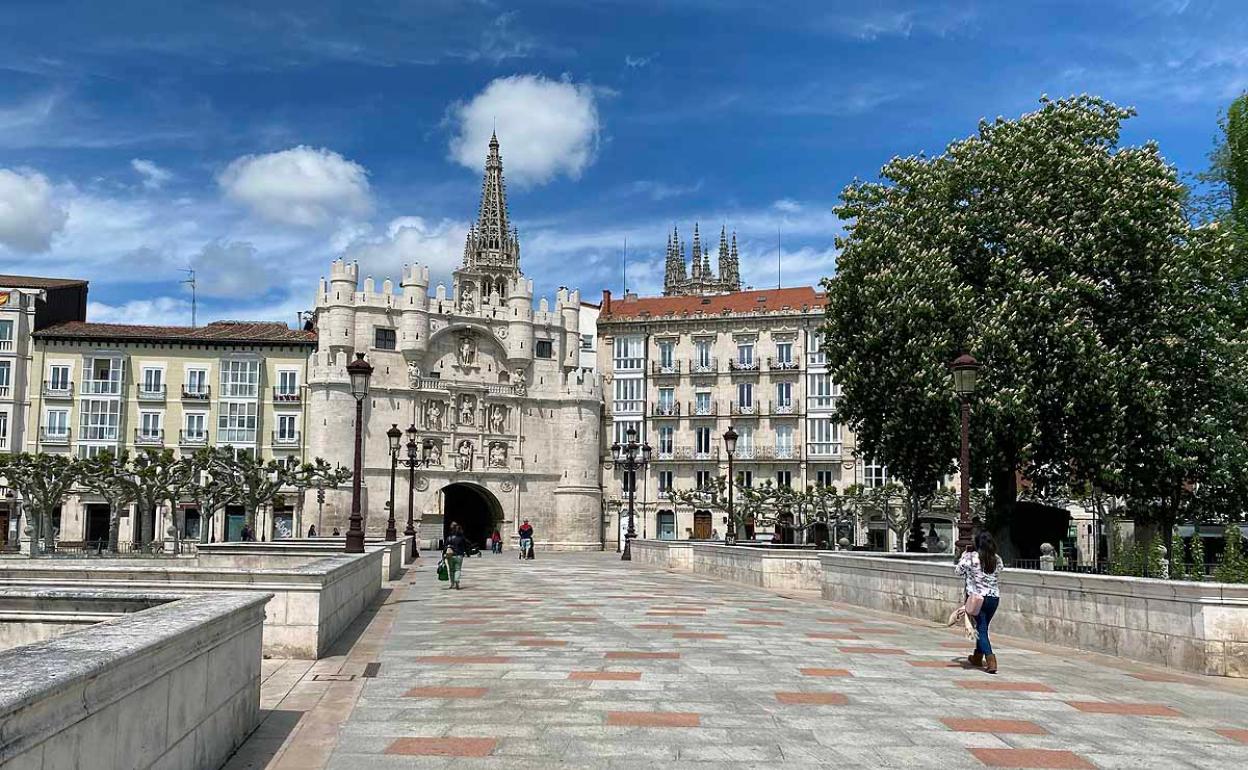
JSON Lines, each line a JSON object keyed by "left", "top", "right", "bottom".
{"left": 403, "top": 686, "right": 488, "bottom": 699}
{"left": 606, "top": 711, "right": 700, "bottom": 727}
{"left": 416, "top": 656, "right": 511, "bottom": 664}
{"left": 1126, "top": 671, "right": 1188, "bottom": 683}
{"left": 775, "top": 692, "right": 849, "bottom": 705}
{"left": 569, "top": 671, "right": 642, "bottom": 681}
{"left": 1215, "top": 728, "right": 1248, "bottom": 744}
{"left": 969, "top": 748, "right": 1094, "bottom": 769}
{"left": 800, "top": 668, "right": 852, "bottom": 677}
{"left": 1066, "top": 701, "right": 1182, "bottom": 717}
{"left": 481, "top": 631, "right": 546, "bottom": 638}
{"left": 516, "top": 639, "right": 567, "bottom": 647}
{"left": 737, "top": 620, "right": 784, "bottom": 627}
{"left": 837, "top": 646, "right": 907, "bottom": 655}
{"left": 957, "top": 681, "right": 1055, "bottom": 693}
{"left": 941, "top": 718, "right": 1048, "bottom": 735}
{"left": 807, "top": 632, "right": 862, "bottom": 640}
{"left": 386, "top": 738, "right": 498, "bottom": 757}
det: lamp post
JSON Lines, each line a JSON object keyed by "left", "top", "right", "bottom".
{"left": 385, "top": 424, "right": 402, "bottom": 541}
{"left": 610, "top": 426, "right": 652, "bottom": 561}
{"left": 345, "top": 353, "right": 373, "bottom": 554}
{"left": 723, "top": 426, "right": 738, "bottom": 544}
{"left": 401, "top": 426, "right": 433, "bottom": 558}
{"left": 951, "top": 352, "right": 980, "bottom": 555}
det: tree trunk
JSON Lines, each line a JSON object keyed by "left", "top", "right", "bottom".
{"left": 200, "top": 508, "right": 212, "bottom": 544}
{"left": 107, "top": 502, "right": 121, "bottom": 553}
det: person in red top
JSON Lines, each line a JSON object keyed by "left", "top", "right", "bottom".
{"left": 517, "top": 519, "right": 535, "bottom": 559}
{"left": 490, "top": 529, "right": 502, "bottom": 554}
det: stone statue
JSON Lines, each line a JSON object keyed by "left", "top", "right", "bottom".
{"left": 425, "top": 400, "right": 444, "bottom": 431}
{"left": 406, "top": 361, "right": 421, "bottom": 388}
{"left": 459, "top": 282, "right": 475, "bottom": 313}
{"left": 426, "top": 440, "right": 443, "bottom": 466}
{"left": 514, "top": 367, "right": 527, "bottom": 396}
{"left": 455, "top": 439, "right": 473, "bottom": 471}
{"left": 459, "top": 394, "right": 476, "bottom": 426}
{"left": 489, "top": 404, "right": 506, "bottom": 434}
{"left": 457, "top": 333, "right": 477, "bottom": 366}
{"left": 489, "top": 441, "right": 508, "bottom": 468}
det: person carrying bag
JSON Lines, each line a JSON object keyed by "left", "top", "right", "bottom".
{"left": 955, "top": 531, "right": 1004, "bottom": 673}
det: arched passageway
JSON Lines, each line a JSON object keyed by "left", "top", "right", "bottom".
{"left": 442, "top": 483, "right": 503, "bottom": 551}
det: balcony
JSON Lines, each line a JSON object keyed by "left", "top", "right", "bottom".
{"left": 733, "top": 445, "right": 757, "bottom": 460}
{"left": 770, "top": 400, "right": 798, "bottom": 416}
{"left": 730, "top": 401, "right": 760, "bottom": 416}
{"left": 688, "top": 357, "right": 718, "bottom": 376}
{"left": 218, "top": 428, "right": 257, "bottom": 444}
{"left": 807, "top": 442, "right": 843, "bottom": 459}
{"left": 82, "top": 379, "right": 122, "bottom": 396}
{"left": 181, "top": 385, "right": 211, "bottom": 401}
{"left": 272, "top": 430, "right": 301, "bottom": 446}
{"left": 0, "top": 384, "right": 9, "bottom": 399}
{"left": 137, "top": 384, "right": 167, "bottom": 402}
{"left": 651, "top": 361, "right": 681, "bottom": 376}
{"left": 689, "top": 400, "right": 718, "bottom": 417}
{"left": 658, "top": 446, "right": 720, "bottom": 461}
{"left": 728, "top": 358, "right": 761, "bottom": 373}
{"left": 134, "top": 429, "right": 165, "bottom": 447}
{"left": 273, "top": 387, "right": 301, "bottom": 404}
{"left": 0, "top": 339, "right": 13, "bottom": 352}
{"left": 40, "top": 428, "right": 71, "bottom": 445}
{"left": 651, "top": 402, "right": 681, "bottom": 417}
{"left": 755, "top": 445, "right": 801, "bottom": 461}
{"left": 43, "top": 380, "right": 74, "bottom": 399}
{"left": 768, "top": 357, "right": 800, "bottom": 372}
{"left": 179, "top": 430, "right": 209, "bottom": 447}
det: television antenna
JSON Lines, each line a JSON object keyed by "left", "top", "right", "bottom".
{"left": 181, "top": 268, "right": 197, "bottom": 327}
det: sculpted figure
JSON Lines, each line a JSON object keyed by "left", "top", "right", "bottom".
{"left": 407, "top": 361, "right": 421, "bottom": 388}
{"left": 455, "top": 439, "right": 473, "bottom": 471}
{"left": 489, "top": 442, "right": 508, "bottom": 468}
{"left": 425, "top": 400, "right": 444, "bottom": 431}
{"left": 427, "top": 440, "right": 443, "bottom": 466}
{"left": 514, "top": 367, "right": 527, "bottom": 395}
{"left": 490, "top": 404, "right": 506, "bottom": 433}
{"left": 459, "top": 282, "right": 475, "bottom": 313}
{"left": 457, "top": 334, "right": 476, "bottom": 366}
{"left": 459, "top": 394, "right": 476, "bottom": 426}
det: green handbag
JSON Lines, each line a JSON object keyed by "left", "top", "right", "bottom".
{"left": 437, "top": 558, "right": 449, "bottom": 581}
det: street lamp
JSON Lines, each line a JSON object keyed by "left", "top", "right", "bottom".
{"left": 345, "top": 353, "right": 373, "bottom": 554}
{"left": 951, "top": 352, "right": 980, "bottom": 555}
{"left": 400, "top": 426, "right": 433, "bottom": 558}
{"left": 385, "top": 424, "right": 402, "bottom": 541}
{"left": 723, "top": 426, "right": 739, "bottom": 544}
{"left": 610, "top": 425, "right": 652, "bottom": 561}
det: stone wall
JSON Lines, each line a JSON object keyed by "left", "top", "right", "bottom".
{"left": 631, "top": 540, "right": 822, "bottom": 590}
{"left": 0, "top": 589, "right": 169, "bottom": 650}
{"left": 0, "top": 590, "right": 269, "bottom": 769}
{"left": 198, "top": 539, "right": 406, "bottom": 582}
{"left": 630, "top": 539, "right": 693, "bottom": 571}
{"left": 0, "top": 550, "right": 382, "bottom": 659}
{"left": 820, "top": 553, "right": 1248, "bottom": 678}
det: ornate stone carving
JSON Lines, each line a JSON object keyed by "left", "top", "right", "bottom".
{"left": 456, "top": 332, "right": 477, "bottom": 366}
{"left": 455, "top": 439, "right": 474, "bottom": 471}
{"left": 458, "top": 394, "right": 477, "bottom": 426}
{"left": 414, "top": 477, "right": 430, "bottom": 491}
{"left": 459, "top": 282, "right": 475, "bottom": 313}
{"left": 488, "top": 404, "right": 507, "bottom": 434}
{"left": 501, "top": 479, "right": 514, "bottom": 492}
{"left": 424, "top": 400, "right": 446, "bottom": 431}
{"left": 514, "top": 368, "right": 527, "bottom": 396}
{"left": 425, "top": 439, "right": 443, "bottom": 466}
{"left": 406, "top": 361, "right": 421, "bottom": 389}
{"left": 488, "top": 441, "right": 508, "bottom": 468}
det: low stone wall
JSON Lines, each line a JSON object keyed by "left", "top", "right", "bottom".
{"left": 0, "top": 589, "right": 268, "bottom": 769}
{"left": 630, "top": 540, "right": 693, "bottom": 571}
{"left": 0, "top": 588, "right": 170, "bottom": 650}
{"left": 820, "top": 553, "right": 1248, "bottom": 678}
{"left": 631, "top": 540, "right": 823, "bottom": 590}
{"left": 0, "top": 550, "right": 382, "bottom": 659}
{"left": 198, "top": 539, "right": 406, "bottom": 582}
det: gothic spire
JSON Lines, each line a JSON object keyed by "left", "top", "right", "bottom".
{"left": 462, "top": 133, "right": 520, "bottom": 276}
{"left": 690, "top": 223, "right": 703, "bottom": 280}
{"left": 721, "top": 231, "right": 741, "bottom": 291}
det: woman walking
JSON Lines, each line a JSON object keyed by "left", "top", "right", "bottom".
{"left": 445, "top": 523, "right": 468, "bottom": 589}
{"left": 956, "top": 531, "right": 1004, "bottom": 673}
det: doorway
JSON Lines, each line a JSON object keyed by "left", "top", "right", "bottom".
{"left": 442, "top": 483, "right": 503, "bottom": 551}
{"left": 657, "top": 510, "right": 676, "bottom": 540}
{"left": 85, "top": 503, "right": 110, "bottom": 544}
{"left": 693, "top": 510, "right": 712, "bottom": 539}
{"left": 225, "top": 505, "right": 246, "bottom": 542}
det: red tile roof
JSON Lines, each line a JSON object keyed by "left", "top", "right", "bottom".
{"left": 600, "top": 286, "right": 824, "bottom": 321}
{"left": 34, "top": 320, "right": 316, "bottom": 345}
{"left": 0, "top": 274, "right": 88, "bottom": 289}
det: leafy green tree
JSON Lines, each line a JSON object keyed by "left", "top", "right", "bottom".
{"left": 823, "top": 95, "right": 1241, "bottom": 549}
{"left": 130, "top": 449, "right": 193, "bottom": 550}
{"left": 181, "top": 447, "right": 238, "bottom": 543}
{"left": 0, "top": 453, "right": 82, "bottom": 555}
{"left": 1190, "top": 532, "right": 1207, "bottom": 581}
{"left": 78, "top": 450, "right": 135, "bottom": 552}
{"left": 1196, "top": 91, "right": 1248, "bottom": 238}
{"left": 216, "top": 450, "right": 299, "bottom": 538}
{"left": 1215, "top": 525, "right": 1248, "bottom": 583}
{"left": 288, "top": 458, "right": 352, "bottom": 537}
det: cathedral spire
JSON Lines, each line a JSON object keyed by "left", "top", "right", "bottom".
{"left": 690, "top": 223, "right": 703, "bottom": 280}
{"left": 721, "top": 230, "right": 741, "bottom": 291}
{"left": 462, "top": 133, "right": 519, "bottom": 277}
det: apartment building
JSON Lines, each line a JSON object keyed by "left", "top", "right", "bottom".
{"left": 598, "top": 285, "right": 894, "bottom": 546}
{"left": 0, "top": 275, "right": 89, "bottom": 548}
{"left": 26, "top": 320, "right": 316, "bottom": 544}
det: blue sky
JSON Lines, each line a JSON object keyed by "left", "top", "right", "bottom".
{"left": 0, "top": 0, "right": 1245, "bottom": 326}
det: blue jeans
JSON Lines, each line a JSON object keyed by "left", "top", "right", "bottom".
{"left": 975, "top": 596, "right": 1000, "bottom": 655}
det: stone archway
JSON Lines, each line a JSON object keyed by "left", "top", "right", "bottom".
{"left": 442, "top": 483, "right": 503, "bottom": 551}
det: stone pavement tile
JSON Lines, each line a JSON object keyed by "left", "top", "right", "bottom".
{"left": 970, "top": 747, "right": 1096, "bottom": 769}
{"left": 774, "top": 692, "right": 848, "bottom": 705}
{"left": 385, "top": 737, "right": 498, "bottom": 757}
{"left": 837, "top": 645, "right": 907, "bottom": 655}
{"left": 736, "top": 620, "right": 784, "bottom": 627}
{"left": 636, "top": 623, "right": 685, "bottom": 629}
{"left": 941, "top": 718, "right": 1049, "bottom": 735}
{"left": 1066, "top": 701, "right": 1182, "bottom": 717}
{"left": 414, "top": 655, "right": 511, "bottom": 664}
{"left": 1216, "top": 728, "right": 1248, "bottom": 744}
{"left": 958, "top": 680, "right": 1056, "bottom": 693}
{"left": 798, "top": 667, "right": 851, "bottom": 677}
{"left": 806, "top": 631, "right": 862, "bottom": 640}
{"left": 569, "top": 671, "right": 642, "bottom": 681}
{"left": 515, "top": 638, "right": 567, "bottom": 646}
{"left": 673, "top": 632, "right": 726, "bottom": 640}
{"left": 605, "top": 651, "right": 680, "bottom": 660}
{"left": 605, "top": 711, "right": 701, "bottom": 727}
{"left": 402, "top": 686, "right": 488, "bottom": 699}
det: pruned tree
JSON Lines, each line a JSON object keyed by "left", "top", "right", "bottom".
{"left": 0, "top": 453, "right": 82, "bottom": 556}
{"left": 288, "top": 458, "right": 352, "bottom": 537}
{"left": 130, "top": 449, "right": 193, "bottom": 551}
{"left": 182, "top": 447, "right": 238, "bottom": 543}
{"left": 78, "top": 450, "right": 135, "bottom": 552}
{"left": 217, "top": 449, "right": 299, "bottom": 539}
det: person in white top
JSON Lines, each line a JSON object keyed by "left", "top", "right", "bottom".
{"left": 955, "top": 531, "right": 1005, "bottom": 673}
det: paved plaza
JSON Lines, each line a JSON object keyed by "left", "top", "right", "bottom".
{"left": 234, "top": 553, "right": 1248, "bottom": 769}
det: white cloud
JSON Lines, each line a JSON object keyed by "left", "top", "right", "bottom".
{"left": 189, "top": 240, "right": 282, "bottom": 298}
{"left": 0, "top": 168, "right": 68, "bottom": 252}
{"left": 131, "top": 158, "right": 173, "bottom": 190}
{"left": 218, "top": 145, "right": 372, "bottom": 227}
{"left": 625, "top": 54, "right": 654, "bottom": 69}
{"left": 342, "top": 216, "right": 468, "bottom": 286}
{"left": 88, "top": 296, "right": 190, "bottom": 325}
{"left": 448, "top": 75, "right": 601, "bottom": 186}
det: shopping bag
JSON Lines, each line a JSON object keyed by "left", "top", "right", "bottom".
{"left": 436, "top": 558, "right": 449, "bottom": 581}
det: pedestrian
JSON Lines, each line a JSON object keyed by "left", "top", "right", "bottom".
{"left": 239, "top": 524, "right": 253, "bottom": 542}
{"left": 332, "top": 527, "right": 340, "bottom": 536}
{"left": 956, "top": 531, "right": 1004, "bottom": 674}
{"left": 307, "top": 524, "right": 317, "bottom": 538}
{"left": 445, "top": 523, "right": 468, "bottom": 589}
{"left": 491, "top": 529, "right": 502, "bottom": 554}
{"left": 517, "top": 519, "right": 534, "bottom": 559}
{"left": 711, "top": 528, "right": 720, "bottom": 541}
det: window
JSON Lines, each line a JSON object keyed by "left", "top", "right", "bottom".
{"left": 775, "top": 341, "right": 793, "bottom": 365}
{"left": 48, "top": 365, "right": 71, "bottom": 392}
{"left": 775, "top": 381, "right": 793, "bottom": 408}
{"left": 0, "top": 361, "right": 10, "bottom": 397}
{"left": 658, "top": 340, "right": 675, "bottom": 368}
{"left": 658, "top": 470, "right": 674, "bottom": 493}
{"left": 863, "top": 461, "right": 889, "bottom": 488}
{"left": 139, "top": 412, "right": 162, "bottom": 438}
{"left": 694, "top": 339, "right": 712, "bottom": 367}
{"left": 695, "top": 426, "right": 712, "bottom": 456}
{"left": 613, "top": 378, "right": 643, "bottom": 414}
{"left": 775, "top": 425, "right": 794, "bottom": 458}
{"left": 0, "top": 412, "right": 6, "bottom": 447}
{"left": 276, "top": 370, "right": 299, "bottom": 396}
{"left": 777, "top": 470, "right": 792, "bottom": 489}
{"left": 806, "top": 331, "right": 826, "bottom": 365}
{"left": 658, "top": 426, "right": 674, "bottom": 454}
{"left": 185, "top": 368, "right": 209, "bottom": 396}
{"left": 277, "top": 414, "right": 298, "bottom": 441}
{"left": 218, "top": 401, "right": 258, "bottom": 443}
{"left": 694, "top": 391, "right": 712, "bottom": 415}
{"left": 85, "top": 357, "right": 122, "bottom": 394}
{"left": 736, "top": 469, "right": 753, "bottom": 488}
{"left": 0, "top": 319, "right": 12, "bottom": 351}
{"left": 736, "top": 426, "right": 754, "bottom": 456}
{"left": 374, "top": 327, "right": 397, "bottom": 350}
{"left": 657, "top": 387, "right": 675, "bottom": 409}
{"left": 736, "top": 341, "right": 754, "bottom": 365}
{"left": 221, "top": 360, "right": 259, "bottom": 398}
{"left": 815, "top": 469, "right": 837, "bottom": 487}
{"left": 808, "top": 374, "right": 839, "bottom": 410}
{"left": 80, "top": 399, "right": 121, "bottom": 441}
{"left": 580, "top": 334, "right": 594, "bottom": 351}
{"left": 140, "top": 367, "right": 164, "bottom": 394}
{"left": 45, "top": 409, "right": 69, "bottom": 436}
{"left": 807, "top": 418, "right": 841, "bottom": 456}
{"left": 185, "top": 413, "right": 207, "bottom": 439}
{"left": 535, "top": 340, "right": 553, "bottom": 358}
{"left": 736, "top": 382, "right": 753, "bottom": 408}
{"left": 613, "top": 421, "right": 640, "bottom": 446}
{"left": 613, "top": 335, "right": 643, "bottom": 370}
{"left": 695, "top": 470, "right": 712, "bottom": 490}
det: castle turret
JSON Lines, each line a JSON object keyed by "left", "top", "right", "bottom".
{"left": 506, "top": 275, "right": 535, "bottom": 363}
{"left": 325, "top": 259, "right": 359, "bottom": 353}
{"left": 559, "top": 288, "right": 581, "bottom": 369}
{"left": 400, "top": 263, "right": 430, "bottom": 357}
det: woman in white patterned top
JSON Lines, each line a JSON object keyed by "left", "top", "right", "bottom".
{"left": 955, "top": 531, "right": 1004, "bottom": 673}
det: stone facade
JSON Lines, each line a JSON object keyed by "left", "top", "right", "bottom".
{"left": 305, "top": 135, "right": 603, "bottom": 550}
{"left": 662, "top": 224, "right": 741, "bottom": 296}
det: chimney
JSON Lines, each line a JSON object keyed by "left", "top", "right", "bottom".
{"left": 601, "top": 289, "right": 612, "bottom": 315}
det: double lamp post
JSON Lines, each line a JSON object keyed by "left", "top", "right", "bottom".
{"left": 387, "top": 424, "right": 433, "bottom": 551}
{"left": 611, "top": 426, "right": 652, "bottom": 561}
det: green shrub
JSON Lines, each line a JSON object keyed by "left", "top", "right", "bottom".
{"left": 1190, "top": 533, "right": 1206, "bottom": 581}
{"left": 1215, "top": 525, "right": 1248, "bottom": 583}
